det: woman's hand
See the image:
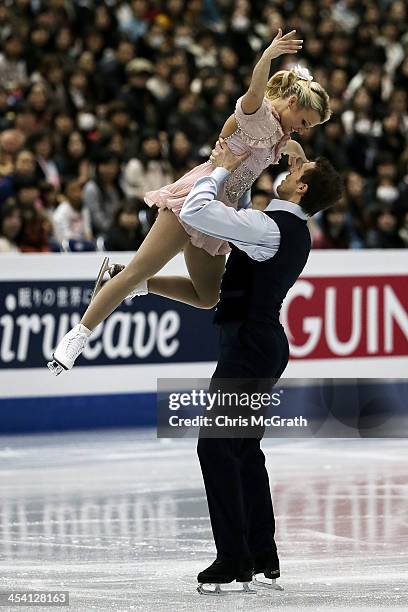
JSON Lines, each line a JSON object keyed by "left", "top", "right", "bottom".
{"left": 241, "top": 29, "right": 303, "bottom": 114}
{"left": 263, "top": 29, "right": 303, "bottom": 61}
{"left": 283, "top": 139, "right": 308, "bottom": 170}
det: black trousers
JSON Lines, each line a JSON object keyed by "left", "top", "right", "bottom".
{"left": 197, "top": 321, "right": 289, "bottom": 562}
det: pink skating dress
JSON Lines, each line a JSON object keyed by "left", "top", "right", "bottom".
{"left": 144, "top": 96, "right": 290, "bottom": 256}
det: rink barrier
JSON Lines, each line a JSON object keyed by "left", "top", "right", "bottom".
{"left": 0, "top": 251, "right": 407, "bottom": 433}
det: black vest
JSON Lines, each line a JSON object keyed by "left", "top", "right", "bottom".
{"left": 213, "top": 210, "right": 311, "bottom": 326}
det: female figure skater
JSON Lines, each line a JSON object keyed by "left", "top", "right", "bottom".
{"left": 48, "top": 29, "right": 331, "bottom": 374}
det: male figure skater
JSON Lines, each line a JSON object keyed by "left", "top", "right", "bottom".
{"left": 179, "top": 139, "right": 343, "bottom": 594}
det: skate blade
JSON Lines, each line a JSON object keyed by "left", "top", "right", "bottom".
{"left": 197, "top": 582, "right": 255, "bottom": 595}
{"left": 252, "top": 576, "right": 284, "bottom": 591}
{"left": 47, "top": 359, "right": 66, "bottom": 376}
{"left": 90, "top": 256, "right": 110, "bottom": 302}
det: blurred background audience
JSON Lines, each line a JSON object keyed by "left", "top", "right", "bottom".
{"left": 0, "top": 0, "right": 406, "bottom": 253}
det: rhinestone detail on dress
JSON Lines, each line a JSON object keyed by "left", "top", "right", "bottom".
{"left": 225, "top": 164, "right": 257, "bottom": 203}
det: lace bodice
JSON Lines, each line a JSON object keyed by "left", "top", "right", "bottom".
{"left": 221, "top": 96, "right": 290, "bottom": 203}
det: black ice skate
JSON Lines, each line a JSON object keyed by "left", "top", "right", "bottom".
{"left": 197, "top": 558, "right": 255, "bottom": 595}
{"left": 252, "top": 552, "right": 283, "bottom": 591}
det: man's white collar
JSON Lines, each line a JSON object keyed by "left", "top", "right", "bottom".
{"left": 265, "top": 198, "right": 309, "bottom": 220}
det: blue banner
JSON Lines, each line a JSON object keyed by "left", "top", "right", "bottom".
{"left": 0, "top": 281, "right": 218, "bottom": 369}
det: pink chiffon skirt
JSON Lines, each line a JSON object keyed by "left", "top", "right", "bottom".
{"left": 144, "top": 161, "right": 231, "bottom": 256}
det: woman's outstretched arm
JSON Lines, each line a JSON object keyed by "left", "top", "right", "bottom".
{"left": 240, "top": 29, "right": 302, "bottom": 114}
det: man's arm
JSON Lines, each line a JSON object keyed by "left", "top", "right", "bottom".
{"left": 180, "top": 168, "right": 278, "bottom": 249}
{"left": 180, "top": 138, "right": 281, "bottom": 260}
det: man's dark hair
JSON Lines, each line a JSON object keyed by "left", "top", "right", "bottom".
{"left": 299, "top": 157, "right": 344, "bottom": 216}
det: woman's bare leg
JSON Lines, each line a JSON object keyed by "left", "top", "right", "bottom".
{"left": 184, "top": 243, "right": 226, "bottom": 308}
{"left": 148, "top": 242, "right": 226, "bottom": 308}
{"left": 81, "top": 209, "right": 189, "bottom": 330}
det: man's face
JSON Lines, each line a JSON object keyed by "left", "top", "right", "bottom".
{"left": 277, "top": 161, "right": 316, "bottom": 200}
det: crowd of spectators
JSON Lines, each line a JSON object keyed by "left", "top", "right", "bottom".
{"left": 0, "top": 0, "right": 407, "bottom": 253}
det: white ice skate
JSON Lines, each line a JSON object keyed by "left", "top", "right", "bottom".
{"left": 47, "top": 323, "right": 91, "bottom": 376}
{"left": 91, "top": 257, "right": 148, "bottom": 302}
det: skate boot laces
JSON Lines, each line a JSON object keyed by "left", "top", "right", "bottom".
{"left": 64, "top": 333, "right": 87, "bottom": 360}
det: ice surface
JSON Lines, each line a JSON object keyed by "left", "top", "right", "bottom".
{"left": 0, "top": 430, "right": 407, "bottom": 611}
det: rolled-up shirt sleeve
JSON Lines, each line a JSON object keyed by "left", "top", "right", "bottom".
{"left": 180, "top": 168, "right": 280, "bottom": 261}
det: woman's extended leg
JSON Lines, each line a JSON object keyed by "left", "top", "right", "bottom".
{"left": 81, "top": 209, "right": 189, "bottom": 330}
{"left": 148, "top": 242, "right": 226, "bottom": 308}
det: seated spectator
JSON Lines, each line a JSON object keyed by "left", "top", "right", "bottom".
{"left": 159, "top": 66, "right": 192, "bottom": 120}
{"left": 343, "top": 84, "right": 377, "bottom": 124}
{"left": 53, "top": 178, "right": 93, "bottom": 244}
{"left": 189, "top": 30, "right": 217, "bottom": 69}
{"left": 121, "top": 58, "right": 158, "bottom": 126}
{"left": 378, "top": 113, "right": 406, "bottom": 160}
{"left": 0, "top": 0, "right": 406, "bottom": 254}
{"left": 343, "top": 87, "right": 382, "bottom": 175}
{"left": 0, "top": 149, "right": 36, "bottom": 205}
{"left": 105, "top": 101, "right": 139, "bottom": 159}
{"left": 28, "top": 130, "right": 61, "bottom": 189}
{"left": 167, "top": 93, "right": 211, "bottom": 143}
{"left": 24, "top": 82, "right": 53, "bottom": 130}
{"left": 0, "top": 129, "right": 26, "bottom": 179}
{"left": 105, "top": 201, "right": 145, "bottom": 252}
{"left": 365, "top": 207, "right": 405, "bottom": 248}
{"left": 0, "top": 200, "right": 22, "bottom": 253}
{"left": 0, "top": 32, "right": 27, "bottom": 89}
{"left": 14, "top": 177, "right": 52, "bottom": 252}
{"left": 56, "top": 131, "right": 89, "bottom": 183}
{"left": 343, "top": 171, "right": 372, "bottom": 248}
{"left": 207, "top": 91, "right": 232, "bottom": 140}
{"left": 66, "top": 69, "right": 94, "bottom": 114}
{"left": 313, "top": 205, "right": 351, "bottom": 249}
{"left": 13, "top": 105, "right": 38, "bottom": 138}
{"left": 369, "top": 155, "right": 400, "bottom": 207}
{"left": 37, "top": 56, "right": 68, "bottom": 110}
{"left": 315, "top": 117, "right": 349, "bottom": 172}
{"left": 118, "top": 0, "right": 151, "bottom": 42}
{"left": 53, "top": 111, "right": 75, "bottom": 151}
{"left": 122, "top": 132, "right": 173, "bottom": 199}
{"left": 168, "top": 130, "right": 194, "bottom": 179}
{"left": 40, "top": 182, "right": 61, "bottom": 233}
{"left": 146, "top": 57, "right": 173, "bottom": 102}
{"left": 82, "top": 152, "right": 123, "bottom": 237}
{"left": 93, "top": 4, "right": 120, "bottom": 50}
{"left": 98, "top": 40, "right": 135, "bottom": 102}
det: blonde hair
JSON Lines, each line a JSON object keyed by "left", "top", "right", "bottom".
{"left": 266, "top": 70, "right": 331, "bottom": 123}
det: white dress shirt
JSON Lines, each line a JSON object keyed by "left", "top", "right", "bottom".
{"left": 180, "top": 167, "right": 309, "bottom": 261}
